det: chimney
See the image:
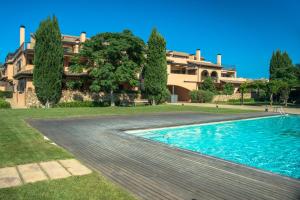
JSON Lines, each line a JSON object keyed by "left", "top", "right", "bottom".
{"left": 80, "top": 32, "right": 86, "bottom": 43}
{"left": 196, "top": 49, "right": 201, "bottom": 61}
{"left": 217, "top": 54, "right": 222, "bottom": 65}
{"left": 20, "top": 25, "right": 25, "bottom": 46}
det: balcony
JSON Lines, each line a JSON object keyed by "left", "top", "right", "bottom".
{"left": 168, "top": 73, "right": 198, "bottom": 84}
{"left": 222, "top": 64, "right": 236, "bottom": 71}
{"left": 219, "top": 76, "right": 248, "bottom": 84}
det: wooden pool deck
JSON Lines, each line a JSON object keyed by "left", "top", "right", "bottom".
{"left": 29, "top": 112, "right": 300, "bottom": 200}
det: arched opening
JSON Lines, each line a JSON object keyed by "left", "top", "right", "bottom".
{"left": 168, "top": 85, "right": 191, "bottom": 102}
{"left": 211, "top": 71, "right": 218, "bottom": 81}
{"left": 201, "top": 70, "right": 209, "bottom": 80}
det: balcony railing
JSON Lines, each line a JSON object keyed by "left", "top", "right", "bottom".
{"left": 222, "top": 64, "right": 236, "bottom": 71}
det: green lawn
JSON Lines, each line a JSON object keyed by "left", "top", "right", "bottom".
{"left": 0, "top": 173, "right": 135, "bottom": 200}
{"left": 0, "top": 105, "right": 255, "bottom": 167}
{"left": 0, "top": 105, "right": 256, "bottom": 199}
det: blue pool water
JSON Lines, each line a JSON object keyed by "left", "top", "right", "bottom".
{"left": 131, "top": 115, "right": 300, "bottom": 179}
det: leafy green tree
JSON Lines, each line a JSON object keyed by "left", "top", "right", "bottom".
{"left": 200, "top": 77, "right": 216, "bottom": 93}
{"left": 279, "top": 81, "right": 290, "bottom": 107}
{"left": 267, "top": 80, "right": 283, "bottom": 106}
{"left": 295, "top": 64, "right": 300, "bottom": 84}
{"left": 269, "top": 51, "right": 297, "bottom": 106}
{"left": 33, "top": 16, "right": 64, "bottom": 107}
{"left": 249, "top": 80, "right": 267, "bottom": 101}
{"left": 144, "top": 28, "right": 168, "bottom": 105}
{"left": 223, "top": 83, "right": 234, "bottom": 95}
{"left": 71, "top": 30, "right": 145, "bottom": 106}
{"left": 239, "top": 82, "right": 249, "bottom": 105}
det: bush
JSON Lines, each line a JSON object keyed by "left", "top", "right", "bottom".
{"left": 223, "top": 83, "right": 234, "bottom": 95}
{"left": 0, "top": 91, "right": 13, "bottom": 98}
{"left": 147, "top": 88, "right": 170, "bottom": 104}
{"left": 55, "top": 101, "right": 110, "bottom": 108}
{"left": 200, "top": 77, "right": 216, "bottom": 93}
{"left": 0, "top": 98, "right": 11, "bottom": 109}
{"left": 189, "top": 90, "right": 214, "bottom": 103}
{"left": 66, "top": 80, "right": 83, "bottom": 90}
{"left": 228, "top": 98, "right": 255, "bottom": 104}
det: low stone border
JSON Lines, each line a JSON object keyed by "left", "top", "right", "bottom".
{"left": 0, "top": 159, "right": 92, "bottom": 189}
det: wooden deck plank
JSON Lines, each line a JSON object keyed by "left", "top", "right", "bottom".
{"left": 28, "top": 112, "right": 300, "bottom": 200}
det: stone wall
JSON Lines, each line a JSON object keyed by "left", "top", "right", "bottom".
{"left": 25, "top": 89, "right": 42, "bottom": 107}
{"left": 25, "top": 89, "right": 139, "bottom": 107}
{"left": 212, "top": 93, "right": 251, "bottom": 102}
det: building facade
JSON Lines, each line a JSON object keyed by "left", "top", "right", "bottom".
{"left": 166, "top": 50, "right": 248, "bottom": 101}
{"left": 0, "top": 26, "right": 88, "bottom": 107}
{"left": 0, "top": 25, "right": 249, "bottom": 107}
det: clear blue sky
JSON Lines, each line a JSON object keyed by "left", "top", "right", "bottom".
{"left": 0, "top": 0, "right": 299, "bottom": 78}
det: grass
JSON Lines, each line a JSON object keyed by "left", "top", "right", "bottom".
{"left": 0, "top": 105, "right": 255, "bottom": 167}
{"left": 0, "top": 173, "right": 135, "bottom": 200}
{"left": 0, "top": 105, "right": 256, "bottom": 199}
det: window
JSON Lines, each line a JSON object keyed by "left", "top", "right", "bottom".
{"left": 16, "top": 60, "right": 22, "bottom": 72}
{"left": 17, "top": 79, "right": 26, "bottom": 93}
{"left": 171, "top": 67, "right": 186, "bottom": 74}
{"left": 187, "top": 69, "right": 196, "bottom": 75}
{"left": 27, "top": 54, "right": 34, "bottom": 65}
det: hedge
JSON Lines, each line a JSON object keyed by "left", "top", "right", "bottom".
{"left": 55, "top": 101, "right": 110, "bottom": 108}
{"left": 0, "top": 98, "right": 11, "bottom": 109}
{"left": 0, "top": 91, "right": 13, "bottom": 98}
{"left": 228, "top": 98, "right": 255, "bottom": 104}
{"left": 189, "top": 90, "right": 214, "bottom": 103}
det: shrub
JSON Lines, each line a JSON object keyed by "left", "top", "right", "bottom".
{"left": 228, "top": 98, "right": 255, "bottom": 104}
{"left": 55, "top": 101, "right": 110, "bottom": 108}
{"left": 223, "top": 83, "right": 234, "bottom": 95}
{"left": 189, "top": 90, "right": 214, "bottom": 103}
{"left": 200, "top": 77, "right": 216, "bottom": 93}
{"left": 0, "top": 91, "right": 13, "bottom": 98}
{"left": 0, "top": 98, "right": 11, "bottom": 109}
{"left": 66, "top": 80, "right": 83, "bottom": 90}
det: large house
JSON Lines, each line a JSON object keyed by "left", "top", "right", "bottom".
{"left": 0, "top": 25, "right": 249, "bottom": 107}
{"left": 166, "top": 50, "right": 248, "bottom": 101}
{"left": 0, "top": 26, "right": 88, "bottom": 107}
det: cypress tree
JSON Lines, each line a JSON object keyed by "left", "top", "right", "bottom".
{"left": 33, "top": 16, "right": 64, "bottom": 107}
{"left": 144, "top": 28, "right": 168, "bottom": 105}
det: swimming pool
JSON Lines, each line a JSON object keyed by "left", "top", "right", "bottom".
{"left": 128, "top": 115, "right": 300, "bottom": 179}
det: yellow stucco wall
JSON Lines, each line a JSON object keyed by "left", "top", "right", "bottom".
{"left": 6, "top": 64, "right": 14, "bottom": 80}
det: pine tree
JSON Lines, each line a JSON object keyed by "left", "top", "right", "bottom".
{"left": 33, "top": 16, "right": 64, "bottom": 107}
{"left": 269, "top": 50, "right": 296, "bottom": 82}
{"left": 269, "top": 50, "right": 283, "bottom": 80}
{"left": 144, "top": 28, "right": 168, "bottom": 105}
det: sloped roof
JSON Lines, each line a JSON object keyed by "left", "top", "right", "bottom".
{"left": 187, "top": 60, "right": 222, "bottom": 68}
{"left": 167, "top": 51, "right": 190, "bottom": 57}
{"left": 62, "top": 35, "right": 80, "bottom": 43}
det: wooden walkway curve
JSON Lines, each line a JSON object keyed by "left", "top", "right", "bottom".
{"left": 28, "top": 112, "right": 300, "bottom": 200}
